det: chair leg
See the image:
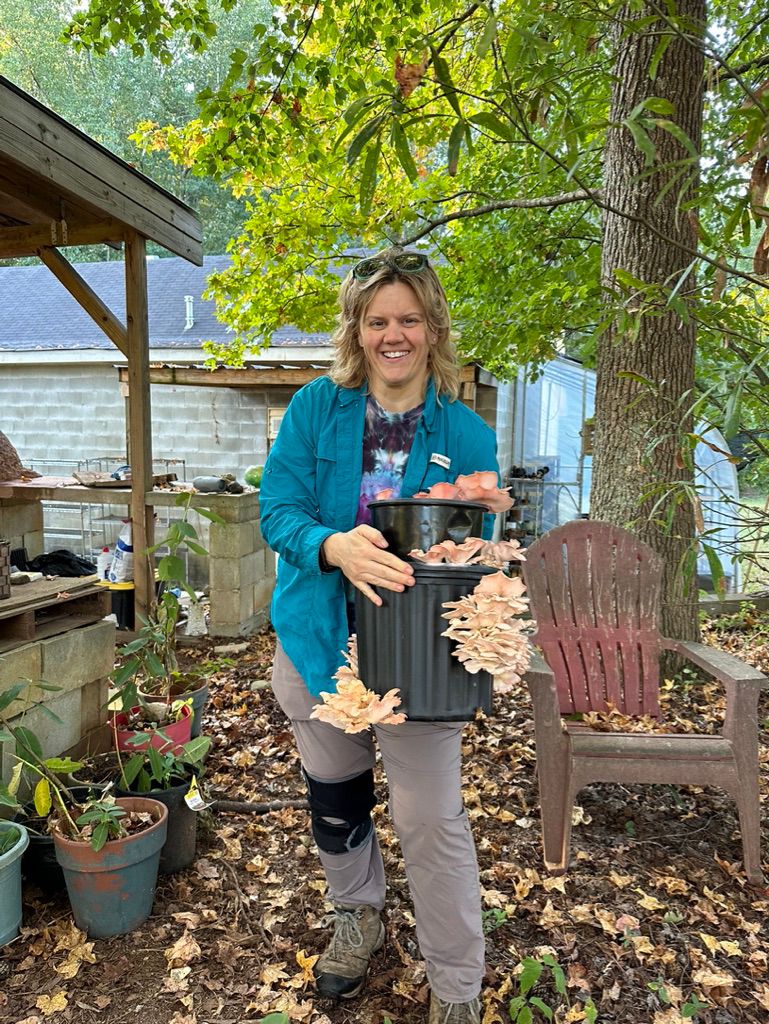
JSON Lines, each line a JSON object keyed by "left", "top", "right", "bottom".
{"left": 538, "top": 748, "right": 573, "bottom": 874}
{"left": 733, "top": 778, "right": 765, "bottom": 886}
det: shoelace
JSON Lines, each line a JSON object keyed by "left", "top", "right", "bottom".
{"left": 435, "top": 995, "right": 481, "bottom": 1024}
{"left": 322, "top": 909, "right": 364, "bottom": 956}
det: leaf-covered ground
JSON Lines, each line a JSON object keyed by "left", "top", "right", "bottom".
{"left": 1, "top": 607, "right": 768, "bottom": 1024}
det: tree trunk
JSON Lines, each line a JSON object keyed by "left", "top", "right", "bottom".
{"left": 592, "top": 0, "right": 705, "bottom": 640}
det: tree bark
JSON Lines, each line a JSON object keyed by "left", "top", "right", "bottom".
{"left": 592, "top": 0, "right": 705, "bottom": 640}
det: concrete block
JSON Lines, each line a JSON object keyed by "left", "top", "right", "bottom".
{"left": 39, "top": 621, "right": 116, "bottom": 692}
{"left": 208, "top": 556, "right": 241, "bottom": 593}
{"left": 23, "top": 530, "right": 45, "bottom": 558}
{"left": 239, "top": 584, "right": 255, "bottom": 623}
{"left": 208, "top": 521, "right": 256, "bottom": 559}
{"left": 210, "top": 587, "right": 242, "bottom": 625}
{"left": 0, "top": 644, "right": 44, "bottom": 719}
{"left": 253, "top": 577, "right": 275, "bottom": 612}
{"left": 240, "top": 550, "right": 265, "bottom": 587}
{"left": 0, "top": 501, "right": 43, "bottom": 541}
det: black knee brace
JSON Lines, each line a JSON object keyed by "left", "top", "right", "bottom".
{"left": 304, "top": 768, "right": 376, "bottom": 855}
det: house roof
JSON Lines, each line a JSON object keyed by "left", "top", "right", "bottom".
{"left": 0, "top": 254, "right": 328, "bottom": 351}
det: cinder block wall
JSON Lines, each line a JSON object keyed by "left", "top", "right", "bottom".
{"left": 0, "top": 620, "right": 115, "bottom": 789}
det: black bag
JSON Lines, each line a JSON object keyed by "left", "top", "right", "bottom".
{"left": 28, "top": 549, "right": 97, "bottom": 577}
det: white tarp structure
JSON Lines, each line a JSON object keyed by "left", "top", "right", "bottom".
{"left": 511, "top": 356, "right": 741, "bottom": 592}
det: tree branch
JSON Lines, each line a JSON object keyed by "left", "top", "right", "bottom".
{"left": 396, "top": 190, "right": 596, "bottom": 246}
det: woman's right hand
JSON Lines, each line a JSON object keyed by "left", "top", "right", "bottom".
{"left": 321, "top": 526, "right": 415, "bottom": 606}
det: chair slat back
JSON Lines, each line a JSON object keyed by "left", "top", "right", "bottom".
{"left": 523, "top": 520, "right": 664, "bottom": 716}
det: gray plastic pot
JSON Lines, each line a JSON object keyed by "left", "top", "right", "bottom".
{"left": 0, "top": 820, "right": 29, "bottom": 947}
{"left": 115, "top": 776, "right": 197, "bottom": 874}
{"left": 356, "top": 563, "right": 495, "bottom": 720}
{"left": 368, "top": 499, "right": 487, "bottom": 559}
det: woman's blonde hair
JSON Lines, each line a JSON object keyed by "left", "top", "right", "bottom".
{"left": 329, "top": 248, "right": 461, "bottom": 399}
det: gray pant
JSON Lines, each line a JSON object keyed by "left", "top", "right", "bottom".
{"left": 271, "top": 642, "right": 484, "bottom": 1003}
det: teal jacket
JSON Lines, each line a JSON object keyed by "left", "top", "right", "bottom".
{"left": 260, "top": 375, "right": 500, "bottom": 696}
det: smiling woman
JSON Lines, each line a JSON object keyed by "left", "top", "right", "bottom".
{"left": 258, "top": 247, "right": 499, "bottom": 1023}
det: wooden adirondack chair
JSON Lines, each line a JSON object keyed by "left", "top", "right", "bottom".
{"left": 522, "top": 520, "right": 767, "bottom": 884}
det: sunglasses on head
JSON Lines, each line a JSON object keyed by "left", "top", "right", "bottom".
{"left": 352, "top": 251, "right": 429, "bottom": 281}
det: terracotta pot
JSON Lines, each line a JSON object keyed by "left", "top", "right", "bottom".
{"left": 53, "top": 797, "right": 168, "bottom": 938}
{"left": 111, "top": 703, "right": 192, "bottom": 754}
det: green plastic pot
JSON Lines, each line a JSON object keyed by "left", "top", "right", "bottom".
{"left": 0, "top": 820, "right": 29, "bottom": 947}
{"left": 53, "top": 797, "right": 168, "bottom": 938}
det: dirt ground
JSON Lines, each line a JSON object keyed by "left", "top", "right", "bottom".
{"left": 1, "top": 609, "right": 768, "bottom": 1024}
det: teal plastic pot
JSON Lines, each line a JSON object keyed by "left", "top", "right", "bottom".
{"left": 53, "top": 797, "right": 168, "bottom": 938}
{"left": 0, "top": 820, "right": 29, "bottom": 947}
{"left": 116, "top": 777, "right": 197, "bottom": 875}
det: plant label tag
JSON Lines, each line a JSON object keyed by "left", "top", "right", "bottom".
{"left": 430, "top": 453, "right": 451, "bottom": 470}
{"left": 184, "top": 775, "right": 211, "bottom": 811}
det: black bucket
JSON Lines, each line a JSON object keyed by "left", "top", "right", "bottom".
{"left": 355, "top": 563, "right": 494, "bottom": 721}
{"left": 369, "top": 499, "right": 487, "bottom": 559}
{"left": 116, "top": 777, "right": 197, "bottom": 874}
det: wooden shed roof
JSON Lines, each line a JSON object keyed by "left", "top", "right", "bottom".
{"left": 0, "top": 75, "right": 203, "bottom": 265}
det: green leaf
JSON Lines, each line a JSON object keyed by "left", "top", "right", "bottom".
{"left": 120, "top": 753, "right": 146, "bottom": 787}
{"left": 616, "top": 370, "right": 657, "bottom": 388}
{"left": 390, "top": 119, "right": 418, "bottom": 181}
{"left": 529, "top": 996, "right": 554, "bottom": 1020}
{"left": 431, "top": 49, "right": 462, "bottom": 117}
{"left": 15, "top": 726, "right": 43, "bottom": 760}
{"left": 157, "top": 554, "right": 186, "bottom": 583}
{"left": 193, "top": 507, "right": 226, "bottom": 525}
{"left": 33, "top": 778, "right": 52, "bottom": 817}
{"left": 551, "top": 962, "right": 567, "bottom": 996}
{"left": 91, "top": 820, "right": 109, "bottom": 852}
{"left": 644, "top": 96, "right": 675, "bottom": 116}
{"left": 624, "top": 117, "right": 656, "bottom": 166}
{"left": 42, "top": 757, "right": 83, "bottom": 772}
{"left": 0, "top": 682, "right": 26, "bottom": 714}
{"left": 701, "top": 542, "right": 726, "bottom": 596}
{"left": 614, "top": 268, "right": 650, "bottom": 292}
{"left": 519, "top": 957, "right": 543, "bottom": 995}
{"left": 359, "top": 138, "right": 381, "bottom": 216}
{"left": 468, "top": 111, "right": 513, "bottom": 141}
{"left": 722, "top": 381, "right": 742, "bottom": 439}
{"left": 184, "top": 540, "right": 209, "bottom": 557}
{"left": 648, "top": 35, "right": 673, "bottom": 81}
{"left": 346, "top": 113, "right": 384, "bottom": 166}
{"left": 257, "top": 1014, "right": 290, "bottom": 1024}
{"left": 585, "top": 999, "right": 598, "bottom": 1024}
{"left": 518, "top": 1007, "right": 533, "bottom": 1024}
{"left": 447, "top": 120, "right": 464, "bottom": 176}
{"left": 475, "top": 10, "right": 497, "bottom": 57}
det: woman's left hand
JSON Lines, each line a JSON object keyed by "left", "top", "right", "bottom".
{"left": 321, "top": 526, "right": 415, "bottom": 605}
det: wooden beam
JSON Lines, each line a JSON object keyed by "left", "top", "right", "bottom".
{"left": 124, "top": 231, "right": 154, "bottom": 621}
{"left": 117, "top": 363, "right": 478, "bottom": 388}
{"left": 0, "top": 79, "right": 203, "bottom": 264}
{"left": 0, "top": 218, "right": 125, "bottom": 259}
{"left": 38, "top": 246, "right": 128, "bottom": 356}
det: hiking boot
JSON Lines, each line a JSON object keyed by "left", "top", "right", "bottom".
{"left": 313, "top": 904, "right": 385, "bottom": 1000}
{"left": 428, "top": 992, "right": 481, "bottom": 1024}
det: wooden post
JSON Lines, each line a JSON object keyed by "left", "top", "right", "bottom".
{"left": 124, "top": 232, "right": 154, "bottom": 620}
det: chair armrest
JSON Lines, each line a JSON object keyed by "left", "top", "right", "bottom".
{"left": 524, "top": 650, "right": 556, "bottom": 687}
{"left": 662, "top": 639, "right": 769, "bottom": 688}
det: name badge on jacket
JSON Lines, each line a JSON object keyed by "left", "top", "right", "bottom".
{"left": 430, "top": 453, "right": 451, "bottom": 470}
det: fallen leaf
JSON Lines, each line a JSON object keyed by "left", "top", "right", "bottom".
{"left": 165, "top": 932, "right": 202, "bottom": 968}
{"left": 35, "top": 991, "right": 68, "bottom": 1015}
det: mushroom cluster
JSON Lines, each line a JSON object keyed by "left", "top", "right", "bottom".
{"left": 441, "top": 572, "right": 532, "bottom": 692}
{"left": 310, "top": 635, "right": 407, "bottom": 733}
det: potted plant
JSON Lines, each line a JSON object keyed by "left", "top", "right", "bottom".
{"left": 109, "top": 494, "right": 224, "bottom": 741}
{"left": 114, "top": 733, "right": 211, "bottom": 873}
{"left": 0, "top": 819, "right": 28, "bottom": 947}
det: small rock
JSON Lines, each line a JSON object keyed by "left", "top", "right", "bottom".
{"left": 213, "top": 642, "right": 250, "bottom": 655}
{"left": 249, "top": 679, "right": 271, "bottom": 692}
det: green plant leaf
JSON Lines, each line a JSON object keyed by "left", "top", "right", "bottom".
{"left": 120, "top": 753, "right": 146, "bottom": 787}
{"left": 257, "top": 1014, "right": 290, "bottom": 1024}
{"left": 431, "top": 49, "right": 462, "bottom": 117}
{"left": 346, "top": 113, "right": 384, "bottom": 166}
{"left": 391, "top": 119, "right": 418, "bottom": 181}
{"left": 359, "top": 138, "right": 381, "bottom": 216}
{"left": 529, "top": 996, "right": 554, "bottom": 1020}
{"left": 469, "top": 111, "right": 513, "bottom": 141}
{"left": 476, "top": 9, "right": 497, "bottom": 57}
{"left": 519, "top": 957, "right": 543, "bottom": 995}
{"left": 0, "top": 682, "right": 26, "bottom": 713}
{"left": 91, "top": 820, "right": 109, "bottom": 852}
{"left": 42, "top": 757, "right": 83, "bottom": 772}
{"left": 700, "top": 542, "right": 726, "bottom": 596}
{"left": 193, "top": 507, "right": 226, "bottom": 525}
{"left": 15, "top": 726, "right": 43, "bottom": 760}
{"left": 624, "top": 116, "right": 656, "bottom": 165}
{"left": 157, "top": 554, "right": 186, "bottom": 583}
{"left": 447, "top": 120, "right": 464, "bottom": 176}
{"left": 722, "top": 382, "right": 742, "bottom": 439}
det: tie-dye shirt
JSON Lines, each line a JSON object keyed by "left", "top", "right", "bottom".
{"left": 356, "top": 394, "right": 424, "bottom": 525}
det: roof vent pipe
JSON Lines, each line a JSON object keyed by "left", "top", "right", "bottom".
{"left": 184, "top": 295, "right": 194, "bottom": 331}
